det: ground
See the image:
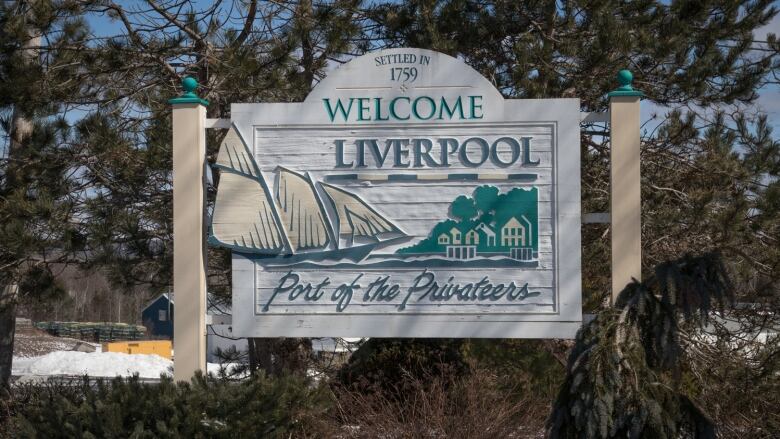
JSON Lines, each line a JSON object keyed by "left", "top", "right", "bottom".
{"left": 11, "top": 324, "right": 230, "bottom": 381}
{"left": 13, "top": 324, "right": 93, "bottom": 358}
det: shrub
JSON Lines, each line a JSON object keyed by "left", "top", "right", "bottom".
{"left": 325, "top": 368, "right": 548, "bottom": 438}
{"left": 338, "top": 338, "right": 469, "bottom": 396}
{"left": 465, "top": 339, "right": 567, "bottom": 399}
{"left": 6, "top": 373, "right": 327, "bottom": 438}
{"left": 548, "top": 253, "right": 733, "bottom": 438}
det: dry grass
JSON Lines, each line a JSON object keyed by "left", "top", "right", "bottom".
{"left": 320, "top": 368, "right": 548, "bottom": 439}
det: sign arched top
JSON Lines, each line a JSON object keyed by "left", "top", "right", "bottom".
{"left": 305, "top": 48, "right": 504, "bottom": 120}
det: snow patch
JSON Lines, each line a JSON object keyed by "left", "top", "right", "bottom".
{"left": 12, "top": 351, "right": 172, "bottom": 379}
{"left": 12, "top": 351, "right": 243, "bottom": 380}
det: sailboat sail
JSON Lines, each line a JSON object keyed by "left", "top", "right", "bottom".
{"left": 210, "top": 126, "right": 286, "bottom": 253}
{"left": 345, "top": 207, "right": 385, "bottom": 237}
{"left": 216, "top": 127, "right": 260, "bottom": 178}
{"left": 209, "top": 126, "right": 407, "bottom": 258}
{"left": 275, "top": 168, "right": 331, "bottom": 251}
{"left": 320, "top": 182, "right": 401, "bottom": 240}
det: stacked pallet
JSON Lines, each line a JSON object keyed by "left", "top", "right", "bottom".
{"left": 34, "top": 322, "right": 146, "bottom": 342}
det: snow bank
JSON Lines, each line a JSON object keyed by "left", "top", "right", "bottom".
{"left": 13, "top": 351, "right": 172, "bottom": 379}
{"left": 12, "top": 351, "right": 244, "bottom": 380}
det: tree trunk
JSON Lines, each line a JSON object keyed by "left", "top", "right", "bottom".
{"left": 0, "top": 286, "right": 19, "bottom": 394}
{"left": 0, "top": 101, "right": 32, "bottom": 391}
{"left": 256, "top": 339, "right": 275, "bottom": 374}
{"left": 247, "top": 338, "right": 274, "bottom": 376}
{"left": 298, "top": 0, "right": 315, "bottom": 89}
{"left": 247, "top": 337, "right": 259, "bottom": 373}
{"left": 0, "top": 5, "right": 40, "bottom": 392}
{"left": 7, "top": 6, "right": 38, "bottom": 160}
{"left": 246, "top": 337, "right": 311, "bottom": 377}
{"left": 269, "top": 338, "right": 311, "bottom": 376}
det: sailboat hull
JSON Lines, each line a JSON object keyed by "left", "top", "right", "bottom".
{"left": 236, "top": 235, "right": 410, "bottom": 265}
{"left": 238, "top": 244, "right": 373, "bottom": 265}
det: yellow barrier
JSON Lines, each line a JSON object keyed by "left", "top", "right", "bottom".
{"left": 102, "top": 340, "right": 172, "bottom": 359}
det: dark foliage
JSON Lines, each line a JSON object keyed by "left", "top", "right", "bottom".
{"left": 5, "top": 373, "right": 327, "bottom": 439}
{"left": 338, "top": 338, "right": 470, "bottom": 397}
{"left": 548, "top": 253, "right": 734, "bottom": 438}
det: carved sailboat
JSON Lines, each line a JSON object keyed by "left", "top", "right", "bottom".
{"left": 209, "top": 126, "right": 406, "bottom": 262}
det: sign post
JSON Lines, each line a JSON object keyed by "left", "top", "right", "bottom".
{"left": 608, "top": 70, "right": 643, "bottom": 303}
{"left": 166, "top": 53, "right": 646, "bottom": 356}
{"left": 170, "top": 78, "right": 208, "bottom": 381}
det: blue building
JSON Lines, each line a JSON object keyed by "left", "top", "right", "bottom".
{"left": 141, "top": 293, "right": 174, "bottom": 338}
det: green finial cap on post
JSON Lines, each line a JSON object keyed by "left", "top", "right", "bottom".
{"left": 169, "top": 76, "right": 209, "bottom": 106}
{"left": 608, "top": 69, "right": 643, "bottom": 98}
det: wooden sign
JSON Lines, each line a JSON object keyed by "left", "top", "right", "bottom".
{"left": 211, "top": 48, "right": 582, "bottom": 338}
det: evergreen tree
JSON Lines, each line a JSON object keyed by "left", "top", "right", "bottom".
{"left": 0, "top": 0, "right": 93, "bottom": 392}
{"left": 548, "top": 253, "right": 732, "bottom": 438}
{"left": 10, "top": 373, "right": 328, "bottom": 438}
{"left": 69, "top": 0, "right": 368, "bottom": 376}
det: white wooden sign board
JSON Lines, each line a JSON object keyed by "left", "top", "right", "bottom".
{"left": 211, "top": 48, "right": 582, "bottom": 338}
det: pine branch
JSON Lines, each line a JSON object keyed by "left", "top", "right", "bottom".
{"left": 549, "top": 252, "right": 734, "bottom": 438}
